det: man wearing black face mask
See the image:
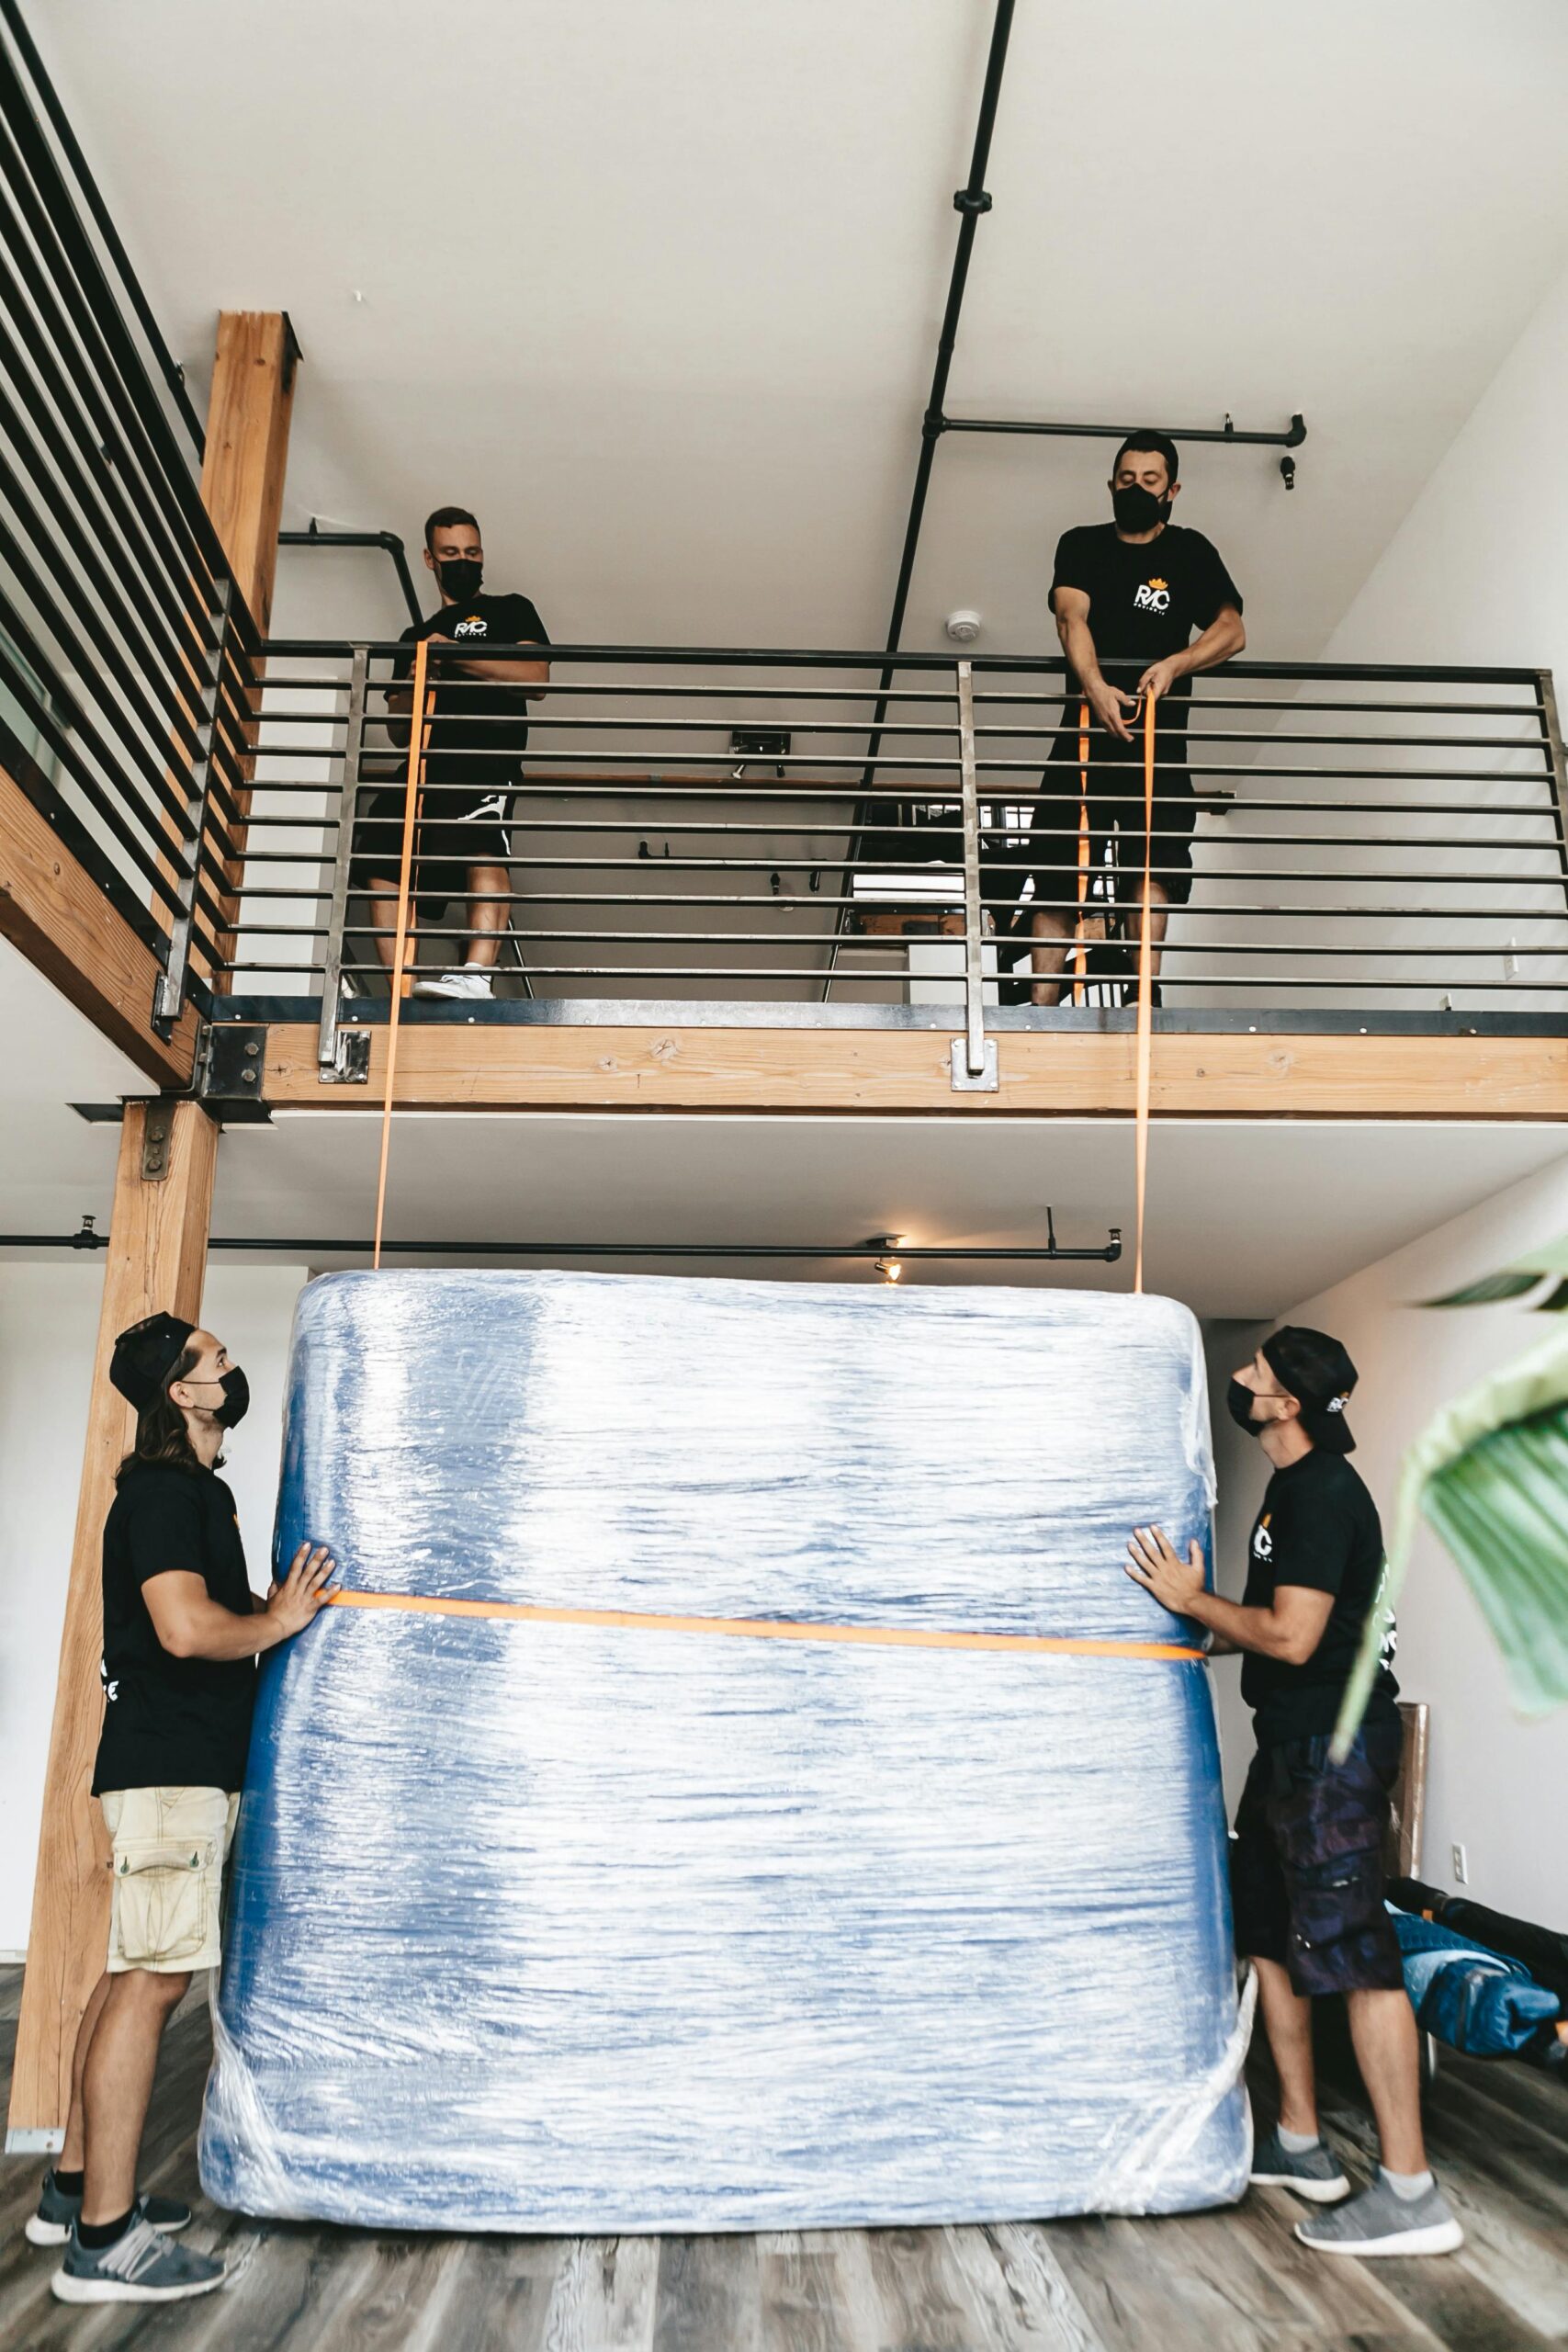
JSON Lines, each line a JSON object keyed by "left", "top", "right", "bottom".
{"left": 353, "top": 504, "right": 550, "bottom": 1002}
{"left": 1002, "top": 431, "right": 1245, "bottom": 1004}
{"left": 35, "top": 1315, "right": 337, "bottom": 2306}
{"left": 1125, "top": 1329, "right": 1461, "bottom": 2261}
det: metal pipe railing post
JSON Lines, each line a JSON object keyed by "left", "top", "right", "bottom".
{"left": 1535, "top": 668, "right": 1568, "bottom": 936}
{"left": 955, "top": 657, "right": 988, "bottom": 1080}
{"left": 318, "top": 646, "right": 369, "bottom": 1069}
{"left": 152, "top": 579, "right": 232, "bottom": 1031}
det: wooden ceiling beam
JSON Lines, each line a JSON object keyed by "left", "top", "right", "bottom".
{"left": 0, "top": 759, "right": 197, "bottom": 1088}
{"left": 220, "top": 1019, "right": 1568, "bottom": 1121}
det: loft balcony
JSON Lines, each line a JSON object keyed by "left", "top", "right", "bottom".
{"left": 12, "top": 623, "right": 1567, "bottom": 1122}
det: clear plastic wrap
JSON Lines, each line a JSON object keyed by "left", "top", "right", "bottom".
{"left": 200, "top": 1270, "right": 1250, "bottom": 2231}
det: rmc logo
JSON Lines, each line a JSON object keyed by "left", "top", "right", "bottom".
{"left": 1134, "top": 578, "right": 1171, "bottom": 614}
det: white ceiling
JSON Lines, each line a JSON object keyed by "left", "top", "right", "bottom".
{"left": 30, "top": 0, "right": 1568, "bottom": 660}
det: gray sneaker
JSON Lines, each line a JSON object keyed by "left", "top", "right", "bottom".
{"left": 51, "top": 2214, "right": 224, "bottom": 2304}
{"left": 26, "top": 2169, "right": 191, "bottom": 2247}
{"left": 1250, "top": 2126, "right": 1350, "bottom": 2203}
{"left": 1296, "top": 2172, "right": 1463, "bottom": 2257}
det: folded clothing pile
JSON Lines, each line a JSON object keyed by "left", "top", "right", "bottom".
{"left": 1387, "top": 1877, "right": 1566, "bottom": 2069}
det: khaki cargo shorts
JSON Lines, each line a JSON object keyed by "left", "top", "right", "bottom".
{"left": 100, "top": 1786, "right": 240, "bottom": 1974}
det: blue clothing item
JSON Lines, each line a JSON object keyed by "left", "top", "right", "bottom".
{"left": 1391, "top": 1906, "right": 1561, "bottom": 2055}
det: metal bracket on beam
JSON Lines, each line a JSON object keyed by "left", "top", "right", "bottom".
{"left": 198, "top": 1023, "right": 268, "bottom": 1102}
{"left": 140, "top": 1100, "right": 175, "bottom": 1182}
{"left": 319, "top": 1029, "right": 371, "bottom": 1087}
{"left": 950, "top": 1037, "right": 998, "bottom": 1091}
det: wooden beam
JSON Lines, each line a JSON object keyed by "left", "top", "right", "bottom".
{"left": 198, "top": 311, "right": 299, "bottom": 983}
{"left": 200, "top": 311, "right": 299, "bottom": 636}
{"left": 0, "top": 759, "right": 197, "bottom": 1088}
{"left": 7, "top": 1102, "right": 218, "bottom": 2147}
{"left": 250, "top": 1020, "right": 1568, "bottom": 1121}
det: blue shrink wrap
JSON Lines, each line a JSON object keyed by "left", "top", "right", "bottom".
{"left": 200, "top": 1271, "right": 1252, "bottom": 2231}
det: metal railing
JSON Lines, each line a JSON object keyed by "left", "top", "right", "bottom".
{"left": 0, "top": 3, "right": 254, "bottom": 1027}
{"left": 209, "top": 640, "right": 1568, "bottom": 1083}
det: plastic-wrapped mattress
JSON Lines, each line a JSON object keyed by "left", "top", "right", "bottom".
{"left": 200, "top": 1270, "right": 1250, "bottom": 2231}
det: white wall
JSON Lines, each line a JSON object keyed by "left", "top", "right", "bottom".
{"left": 1317, "top": 257, "right": 1568, "bottom": 684}
{"left": 1205, "top": 1151, "right": 1568, "bottom": 1928}
{"left": 0, "top": 1262, "right": 310, "bottom": 1959}
{"left": 1168, "top": 254, "right": 1568, "bottom": 1019}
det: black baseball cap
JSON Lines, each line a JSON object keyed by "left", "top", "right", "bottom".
{"left": 1261, "top": 1325, "right": 1358, "bottom": 1453}
{"left": 109, "top": 1312, "right": 196, "bottom": 1411}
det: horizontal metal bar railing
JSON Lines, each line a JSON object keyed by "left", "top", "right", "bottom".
{"left": 0, "top": 9, "right": 265, "bottom": 1027}
{"left": 45, "top": 635, "right": 1562, "bottom": 1046}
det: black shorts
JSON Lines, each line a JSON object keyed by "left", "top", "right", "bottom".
{"left": 1230, "top": 1722, "right": 1406, "bottom": 1997}
{"left": 992, "top": 753, "right": 1198, "bottom": 923}
{"left": 350, "top": 790, "right": 512, "bottom": 919}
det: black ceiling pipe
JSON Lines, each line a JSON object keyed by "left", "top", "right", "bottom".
{"left": 821, "top": 0, "right": 1016, "bottom": 997}
{"left": 279, "top": 523, "right": 425, "bottom": 628}
{"left": 942, "top": 411, "right": 1308, "bottom": 448}
{"left": 4, "top": 1216, "right": 1122, "bottom": 1265}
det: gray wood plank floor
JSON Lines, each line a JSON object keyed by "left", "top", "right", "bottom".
{"left": 1, "top": 1966, "right": 1562, "bottom": 2350}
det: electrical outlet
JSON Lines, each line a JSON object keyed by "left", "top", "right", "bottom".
{"left": 1504, "top": 939, "right": 1519, "bottom": 981}
{"left": 1450, "top": 1842, "right": 1469, "bottom": 1885}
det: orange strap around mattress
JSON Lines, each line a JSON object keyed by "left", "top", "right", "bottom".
{"left": 325, "top": 1588, "right": 1201, "bottom": 1661}
{"left": 371, "top": 635, "right": 431, "bottom": 1271}
{"left": 1133, "top": 689, "right": 1157, "bottom": 1295}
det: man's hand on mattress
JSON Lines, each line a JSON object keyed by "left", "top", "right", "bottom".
{"left": 1124, "top": 1525, "right": 1205, "bottom": 1617}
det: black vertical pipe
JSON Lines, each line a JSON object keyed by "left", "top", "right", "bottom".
{"left": 822, "top": 0, "right": 1016, "bottom": 997}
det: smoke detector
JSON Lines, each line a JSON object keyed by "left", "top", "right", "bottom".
{"left": 944, "top": 609, "right": 982, "bottom": 643}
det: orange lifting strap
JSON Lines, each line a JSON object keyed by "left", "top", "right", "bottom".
{"left": 1133, "top": 689, "right": 1157, "bottom": 1295}
{"left": 372, "top": 633, "right": 431, "bottom": 1270}
{"left": 327, "top": 1587, "right": 1202, "bottom": 1662}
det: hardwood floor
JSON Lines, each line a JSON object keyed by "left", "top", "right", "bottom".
{"left": 1, "top": 1966, "right": 1562, "bottom": 2350}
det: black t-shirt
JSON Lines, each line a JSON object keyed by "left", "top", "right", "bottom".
{"left": 92, "top": 1461, "right": 258, "bottom": 1795}
{"left": 389, "top": 592, "right": 550, "bottom": 818}
{"left": 1239, "top": 1448, "right": 1400, "bottom": 1746}
{"left": 1048, "top": 522, "right": 1242, "bottom": 763}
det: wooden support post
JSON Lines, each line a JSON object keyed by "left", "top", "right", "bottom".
{"left": 197, "top": 310, "right": 299, "bottom": 987}
{"left": 6, "top": 1101, "right": 218, "bottom": 2149}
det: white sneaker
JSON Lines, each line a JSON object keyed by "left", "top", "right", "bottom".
{"left": 412, "top": 969, "right": 493, "bottom": 1001}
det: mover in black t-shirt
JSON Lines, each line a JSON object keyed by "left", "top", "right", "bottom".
{"left": 351, "top": 504, "right": 550, "bottom": 1005}
{"left": 32, "top": 1313, "right": 338, "bottom": 2302}
{"left": 1000, "top": 431, "right": 1245, "bottom": 1005}
{"left": 1125, "top": 1326, "right": 1461, "bottom": 2259}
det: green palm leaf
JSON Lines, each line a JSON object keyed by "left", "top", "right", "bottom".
{"left": 1333, "top": 1322, "right": 1568, "bottom": 1758}
{"left": 1421, "top": 1272, "right": 1547, "bottom": 1308}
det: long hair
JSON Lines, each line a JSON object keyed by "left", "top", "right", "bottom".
{"left": 115, "top": 1343, "right": 218, "bottom": 1484}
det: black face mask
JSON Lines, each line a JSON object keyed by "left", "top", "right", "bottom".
{"left": 188, "top": 1368, "right": 250, "bottom": 1429}
{"left": 1226, "top": 1377, "right": 1265, "bottom": 1436}
{"left": 435, "top": 556, "right": 483, "bottom": 603}
{"left": 1112, "top": 481, "right": 1171, "bottom": 535}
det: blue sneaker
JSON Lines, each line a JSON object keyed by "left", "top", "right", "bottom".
{"left": 51, "top": 2214, "right": 224, "bottom": 2304}
{"left": 27, "top": 2169, "right": 192, "bottom": 2247}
